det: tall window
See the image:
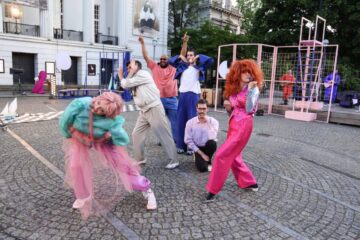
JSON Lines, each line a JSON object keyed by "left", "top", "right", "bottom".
{"left": 5, "top": 4, "right": 12, "bottom": 18}
{"left": 60, "top": 0, "right": 63, "bottom": 30}
{"left": 94, "top": 5, "right": 100, "bottom": 42}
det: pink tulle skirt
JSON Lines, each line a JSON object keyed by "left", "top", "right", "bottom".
{"left": 63, "top": 130, "right": 151, "bottom": 220}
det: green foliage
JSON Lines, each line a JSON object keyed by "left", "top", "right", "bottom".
{"left": 168, "top": 0, "right": 201, "bottom": 46}
{"left": 235, "top": 0, "right": 262, "bottom": 33}
{"left": 250, "top": 0, "right": 360, "bottom": 90}
{"left": 170, "top": 21, "right": 249, "bottom": 60}
{"left": 337, "top": 63, "right": 360, "bottom": 91}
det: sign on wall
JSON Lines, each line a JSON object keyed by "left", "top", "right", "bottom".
{"left": 133, "top": 0, "right": 160, "bottom": 37}
{"left": 0, "top": 59, "right": 4, "bottom": 73}
{"left": 87, "top": 64, "right": 96, "bottom": 76}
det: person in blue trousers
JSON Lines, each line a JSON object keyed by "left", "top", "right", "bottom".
{"left": 169, "top": 32, "right": 214, "bottom": 155}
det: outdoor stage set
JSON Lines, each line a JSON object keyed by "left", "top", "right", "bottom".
{"left": 213, "top": 15, "right": 360, "bottom": 126}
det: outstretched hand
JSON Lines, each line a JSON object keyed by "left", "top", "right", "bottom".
{"left": 223, "top": 100, "right": 232, "bottom": 112}
{"left": 182, "top": 32, "right": 189, "bottom": 42}
{"left": 138, "top": 35, "right": 144, "bottom": 45}
{"left": 248, "top": 81, "right": 258, "bottom": 89}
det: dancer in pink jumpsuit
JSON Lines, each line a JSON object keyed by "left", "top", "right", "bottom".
{"left": 205, "top": 59, "right": 263, "bottom": 202}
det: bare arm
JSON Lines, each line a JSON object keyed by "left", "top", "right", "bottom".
{"left": 139, "top": 36, "right": 151, "bottom": 63}
{"left": 180, "top": 32, "right": 188, "bottom": 57}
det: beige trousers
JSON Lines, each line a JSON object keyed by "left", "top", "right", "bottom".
{"left": 132, "top": 104, "right": 177, "bottom": 163}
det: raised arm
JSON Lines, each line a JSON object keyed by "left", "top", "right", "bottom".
{"left": 180, "top": 32, "right": 189, "bottom": 57}
{"left": 139, "top": 36, "right": 151, "bottom": 63}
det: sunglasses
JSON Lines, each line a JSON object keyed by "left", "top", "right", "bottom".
{"left": 160, "top": 58, "right": 167, "bottom": 60}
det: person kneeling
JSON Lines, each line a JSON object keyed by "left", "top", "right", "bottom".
{"left": 184, "top": 99, "right": 219, "bottom": 172}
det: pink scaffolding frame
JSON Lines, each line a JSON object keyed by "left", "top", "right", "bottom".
{"left": 214, "top": 15, "right": 338, "bottom": 123}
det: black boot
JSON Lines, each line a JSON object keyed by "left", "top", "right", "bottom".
{"left": 284, "top": 100, "right": 288, "bottom": 105}
{"left": 205, "top": 192, "right": 216, "bottom": 202}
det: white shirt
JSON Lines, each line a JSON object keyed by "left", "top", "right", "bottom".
{"left": 179, "top": 66, "right": 201, "bottom": 94}
{"left": 184, "top": 116, "right": 219, "bottom": 152}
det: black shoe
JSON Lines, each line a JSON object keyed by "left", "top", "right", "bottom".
{"left": 244, "top": 184, "right": 259, "bottom": 192}
{"left": 205, "top": 192, "right": 216, "bottom": 202}
{"left": 186, "top": 150, "right": 194, "bottom": 155}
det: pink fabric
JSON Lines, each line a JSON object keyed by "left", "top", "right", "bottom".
{"left": 63, "top": 131, "right": 151, "bottom": 220}
{"left": 206, "top": 88, "right": 257, "bottom": 194}
{"left": 31, "top": 71, "right": 46, "bottom": 94}
{"left": 147, "top": 59, "right": 177, "bottom": 98}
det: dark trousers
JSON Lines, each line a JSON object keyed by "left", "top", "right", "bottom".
{"left": 176, "top": 92, "right": 200, "bottom": 151}
{"left": 195, "top": 140, "right": 217, "bottom": 172}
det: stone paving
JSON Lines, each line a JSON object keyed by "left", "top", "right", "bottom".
{"left": 1, "top": 97, "right": 360, "bottom": 239}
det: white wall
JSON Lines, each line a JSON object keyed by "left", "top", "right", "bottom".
{"left": 22, "top": 6, "right": 39, "bottom": 25}
{"left": 0, "top": 0, "right": 170, "bottom": 86}
{"left": 53, "top": 0, "right": 61, "bottom": 28}
{"left": 63, "top": 0, "right": 82, "bottom": 31}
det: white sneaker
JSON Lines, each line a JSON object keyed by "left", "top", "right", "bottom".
{"left": 138, "top": 158, "right": 147, "bottom": 165}
{"left": 72, "top": 195, "right": 91, "bottom": 209}
{"left": 142, "top": 189, "right": 157, "bottom": 210}
{"left": 165, "top": 160, "right": 179, "bottom": 169}
{"left": 207, "top": 165, "right": 212, "bottom": 172}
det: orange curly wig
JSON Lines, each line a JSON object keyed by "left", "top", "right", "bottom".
{"left": 223, "top": 59, "right": 264, "bottom": 99}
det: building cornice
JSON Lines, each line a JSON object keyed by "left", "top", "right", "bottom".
{"left": 0, "top": 33, "right": 131, "bottom": 52}
{"left": 199, "top": 3, "right": 242, "bottom": 18}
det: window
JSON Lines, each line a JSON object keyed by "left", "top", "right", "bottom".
{"left": 5, "top": 4, "right": 12, "bottom": 18}
{"left": 94, "top": 5, "right": 100, "bottom": 42}
{"left": 60, "top": 0, "right": 63, "bottom": 30}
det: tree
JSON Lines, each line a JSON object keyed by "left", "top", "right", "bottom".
{"left": 170, "top": 21, "right": 249, "bottom": 60}
{"left": 250, "top": 0, "right": 360, "bottom": 90}
{"left": 235, "top": 0, "right": 262, "bottom": 33}
{"left": 168, "top": 0, "right": 201, "bottom": 48}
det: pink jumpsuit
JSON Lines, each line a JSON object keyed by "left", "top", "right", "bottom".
{"left": 206, "top": 87, "right": 257, "bottom": 194}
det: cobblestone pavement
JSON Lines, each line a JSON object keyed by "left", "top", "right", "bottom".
{"left": 1, "top": 97, "right": 360, "bottom": 239}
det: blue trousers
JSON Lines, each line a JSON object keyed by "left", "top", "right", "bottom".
{"left": 176, "top": 92, "right": 200, "bottom": 151}
{"left": 164, "top": 107, "right": 177, "bottom": 142}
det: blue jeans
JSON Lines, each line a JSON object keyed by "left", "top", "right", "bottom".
{"left": 161, "top": 97, "right": 178, "bottom": 142}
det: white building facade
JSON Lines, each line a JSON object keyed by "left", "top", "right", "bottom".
{"left": 198, "top": 0, "right": 242, "bottom": 35}
{"left": 0, "top": 0, "right": 169, "bottom": 88}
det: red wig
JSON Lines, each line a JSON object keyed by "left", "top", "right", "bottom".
{"left": 223, "top": 59, "right": 264, "bottom": 99}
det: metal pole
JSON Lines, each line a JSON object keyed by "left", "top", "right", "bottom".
{"left": 153, "top": 45, "right": 156, "bottom": 59}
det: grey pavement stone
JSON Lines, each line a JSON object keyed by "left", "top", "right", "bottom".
{"left": 1, "top": 98, "right": 360, "bottom": 239}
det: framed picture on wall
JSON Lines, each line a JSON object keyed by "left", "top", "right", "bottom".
{"left": 132, "top": 0, "right": 160, "bottom": 37}
{"left": 0, "top": 59, "right": 4, "bottom": 73}
{"left": 45, "top": 61, "right": 55, "bottom": 75}
{"left": 88, "top": 64, "right": 96, "bottom": 76}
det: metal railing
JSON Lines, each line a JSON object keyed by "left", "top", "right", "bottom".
{"left": 3, "top": 22, "right": 40, "bottom": 37}
{"left": 96, "top": 33, "right": 118, "bottom": 45}
{"left": 54, "top": 28, "right": 83, "bottom": 41}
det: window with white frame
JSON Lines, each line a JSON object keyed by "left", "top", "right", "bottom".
{"left": 94, "top": 5, "right": 100, "bottom": 42}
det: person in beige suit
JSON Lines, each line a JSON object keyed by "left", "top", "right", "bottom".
{"left": 118, "top": 60, "right": 178, "bottom": 169}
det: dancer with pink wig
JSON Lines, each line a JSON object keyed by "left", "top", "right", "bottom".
{"left": 59, "top": 92, "right": 156, "bottom": 220}
{"left": 205, "top": 59, "right": 262, "bottom": 202}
